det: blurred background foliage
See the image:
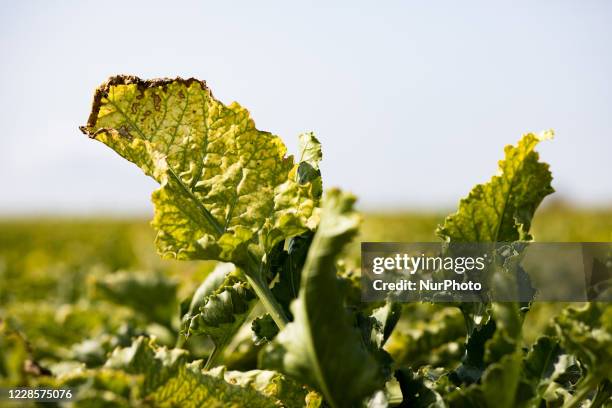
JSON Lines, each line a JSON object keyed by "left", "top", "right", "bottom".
{"left": 1, "top": 204, "right": 611, "bottom": 390}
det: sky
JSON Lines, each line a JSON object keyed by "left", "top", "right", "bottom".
{"left": 1, "top": 0, "right": 611, "bottom": 214}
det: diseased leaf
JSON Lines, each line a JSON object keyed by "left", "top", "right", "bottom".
{"left": 52, "top": 337, "right": 314, "bottom": 407}
{"left": 437, "top": 130, "right": 554, "bottom": 243}
{"left": 81, "top": 76, "right": 320, "bottom": 265}
{"left": 261, "top": 189, "right": 387, "bottom": 408}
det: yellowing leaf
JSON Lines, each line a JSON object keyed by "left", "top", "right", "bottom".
{"left": 437, "top": 131, "right": 554, "bottom": 242}
{"left": 81, "top": 76, "right": 320, "bottom": 264}
{"left": 53, "top": 337, "right": 314, "bottom": 407}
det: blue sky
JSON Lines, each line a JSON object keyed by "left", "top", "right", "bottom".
{"left": 1, "top": 1, "right": 611, "bottom": 214}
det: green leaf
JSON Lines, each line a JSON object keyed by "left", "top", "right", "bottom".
{"left": 181, "top": 263, "right": 244, "bottom": 336}
{"left": 0, "top": 319, "right": 30, "bottom": 386}
{"left": 271, "top": 232, "right": 314, "bottom": 317}
{"left": 253, "top": 230, "right": 314, "bottom": 345}
{"left": 69, "top": 323, "right": 143, "bottom": 367}
{"left": 450, "top": 317, "right": 496, "bottom": 385}
{"left": 395, "top": 368, "right": 446, "bottom": 408}
{"left": 555, "top": 303, "right": 612, "bottom": 382}
{"left": 523, "top": 336, "right": 561, "bottom": 385}
{"left": 261, "top": 189, "right": 387, "bottom": 408}
{"left": 182, "top": 263, "right": 237, "bottom": 318}
{"left": 437, "top": 130, "right": 554, "bottom": 243}
{"left": 54, "top": 337, "right": 314, "bottom": 407}
{"left": 356, "top": 302, "right": 400, "bottom": 388}
{"left": 451, "top": 282, "right": 525, "bottom": 385}
{"left": 447, "top": 352, "right": 525, "bottom": 408}
{"left": 252, "top": 314, "right": 279, "bottom": 346}
{"left": 521, "top": 336, "right": 576, "bottom": 406}
{"left": 590, "top": 379, "right": 612, "bottom": 408}
{"left": 359, "top": 301, "right": 402, "bottom": 350}
{"left": 183, "top": 267, "right": 257, "bottom": 367}
{"left": 386, "top": 306, "right": 465, "bottom": 369}
{"left": 81, "top": 76, "right": 320, "bottom": 265}
{"left": 438, "top": 132, "right": 555, "bottom": 386}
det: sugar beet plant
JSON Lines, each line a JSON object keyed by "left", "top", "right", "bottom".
{"left": 55, "top": 76, "right": 610, "bottom": 407}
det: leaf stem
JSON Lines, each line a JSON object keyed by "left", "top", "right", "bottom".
{"left": 204, "top": 345, "right": 221, "bottom": 370}
{"left": 166, "top": 168, "right": 224, "bottom": 235}
{"left": 175, "top": 335, "right": 186, "bottom": 349}
{"left": 244, "top": 272, "right": 288, "bottom": 329}
{"left": 243, "top": 255, "right": 288, "bottom": 329}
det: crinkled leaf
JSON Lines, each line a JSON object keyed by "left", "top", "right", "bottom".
{"left": 520, "top": 336, "right": 576, "bottom": 406}
{"left": 184, "top": 274, "right": 257, "bottom": 366}
{"left": 554, "top": 302, "right": 612, "bottom": 382}
{"left": 69, "top": 323, "right": 143, "bottom": 367}
{"left": 182, "top": 263, "right": 237, "bottom": 319}
{"left": 179, "top": 262, "right": 257, "bottom": 369}
{"left": 252, "top": 314, "right": 279, "bottom": 346}
{"left": 439, "top": 132, "right": 554, "bottom": 386}
{"left": 42, "top": 367, "right": 135, "bottom": 407}
{"left": 386, "top": 306, "right": 465, "bottom": 369}
{"left": 437, "top": 130, "right": 554, "bottom": 243}
{"left": 261, "top": 190, "right": 386, "bottom": 408}
{"left": 447, "top": 352, "right": 526, "bottom": 408}
{"left": 180, "top": 263, "right": 254, "bottom": 344}
{"left": 522, "top": 336, "right": 561, "bottom": 386}
{"left": 81, "top": 76, "right": 320, "bottom": 265}
{"left": 57, "top": 336, "right": 314, "bottom": 407}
